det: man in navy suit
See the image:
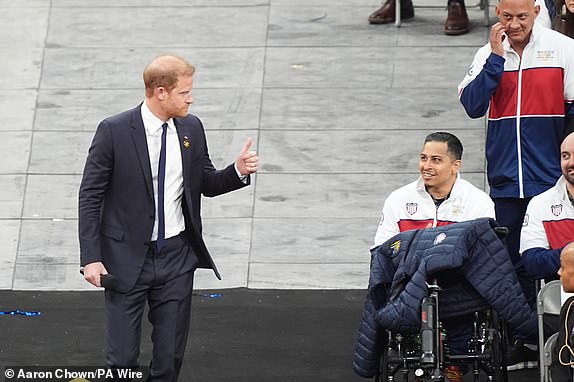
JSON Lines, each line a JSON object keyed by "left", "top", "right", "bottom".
{"left": 79, "top": 55, "right": 258, "bottom": 381}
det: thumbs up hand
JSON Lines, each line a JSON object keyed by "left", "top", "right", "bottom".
{"left": 236, "top": 137, "right": 259, "bottom": 175}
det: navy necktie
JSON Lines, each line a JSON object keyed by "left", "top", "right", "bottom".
{"left": 156, "top": 122, "right": 168, "bottom": 251}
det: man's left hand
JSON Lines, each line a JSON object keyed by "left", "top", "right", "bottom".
{"left": 236, "top": 137, "right": 259, "bottom": 175}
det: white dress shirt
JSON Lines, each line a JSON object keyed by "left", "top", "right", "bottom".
{"left": 141, "top": 101, "right": 185, "bottom": 241}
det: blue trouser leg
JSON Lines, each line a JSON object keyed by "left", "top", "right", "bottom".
{"left": 494, "top": 197, "right": 537, "bottom": 343}
{"left": 105, "top": 234, "right": 198, "bottom": 382}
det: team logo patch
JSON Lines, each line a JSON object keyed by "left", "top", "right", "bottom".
{"left": 405, "top": 203, "right": 418, "bottom": 215}
{"left": 536, "top": 50, "right": 555, "bottom": 60}
{"left": 433, "top": 232, "right": 447, "bottom": 245}
{"left": 390, "top": 240, "right": 401, "bottom": 255}
{"left": 551, "top": 204, "right": 563, "bottom": 216}
{"left": 451, "top": 205, "right": 464, "bottom": 215}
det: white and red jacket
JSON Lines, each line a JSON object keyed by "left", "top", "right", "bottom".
{"left": 458, "top": 24, "right": 574, "bottom": 199}
{"left": 374, "top": 175, "right": 495, "bottom": 246}
{"left": 520, "top": 176, "right": 574, "bottom": 279}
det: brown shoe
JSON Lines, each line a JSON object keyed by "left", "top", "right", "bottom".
{"left": 368, "top": 0, "right": 415, "bottom": 24}
{"left": 444, "top": 1, "right": 470, "bottom": 35}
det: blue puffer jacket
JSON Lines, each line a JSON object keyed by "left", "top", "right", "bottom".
{"left": 353, "top": 218, "right": 537, "bottom": 378}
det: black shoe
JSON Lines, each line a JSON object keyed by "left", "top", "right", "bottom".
{"left": 506, "top": 340, "right": 538, "bottom": 371}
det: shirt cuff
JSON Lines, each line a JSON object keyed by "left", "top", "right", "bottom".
{"left": 234, "top": 162, "right": 249, "bottom": 184}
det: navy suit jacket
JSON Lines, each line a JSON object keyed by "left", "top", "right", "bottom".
{"left": 79, "top": 104, "right": 249, "bottom": 292}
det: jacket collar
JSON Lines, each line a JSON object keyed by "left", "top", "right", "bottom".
{"left": 141, "top": 100, "right": 176, "bottom": 135}
{"left": 416, "top": 173, "right": 462, "bottom": 199}
{"left": 131, "top": 104, "right": 154, "bottom": 199}
{"left": 554, "top": 176, "right": 574, "bottom": 205}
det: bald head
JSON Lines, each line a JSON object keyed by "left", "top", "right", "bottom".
{"left": 561, "top": 243, "right": 574, "bottom": 268}
{"left": 562, "top": 131, "right": 574, "bottom": 152}
{"left": 497, "top": 0, "right": 537, "bottom": 9}
{"left": 143, "top": 55, "right": 195, "bottom": 98}
{"left": 559, "top": 243, "right": 574, "bottom": 293}
{"left": 497, "top": 0, "right": 535, "bottom": 4}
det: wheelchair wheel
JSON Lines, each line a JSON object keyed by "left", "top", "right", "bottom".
{"left": 375, "top": 330, "right": 391, "bottom": 382}
{"left": 473, "top": 310, "right": 508, "bottom": 382}
{"left": 378, "top": 345, "right": 389, "bottom": 382}
{"left": 490, "top": 312, "right": 508, "bottom": 382}
{"left": 376, "top": 331, "right": 422, "bottom": 381}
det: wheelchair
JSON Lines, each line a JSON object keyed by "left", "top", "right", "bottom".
{"left": 375, "top": 277, "right": 508, "bottom": 382}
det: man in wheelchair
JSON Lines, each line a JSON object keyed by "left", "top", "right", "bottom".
{"left": 354, "top": 132, "right": 534, "bottom": 381}
{"left": 354, "top": 218, "right": 536, "bottom": 381}
{"left": 371, "top": 132, "right": 495, "bottom": 381}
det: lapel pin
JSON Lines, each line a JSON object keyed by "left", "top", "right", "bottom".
{"left": 183, "top": 136, "right": 190, "bottom": 149}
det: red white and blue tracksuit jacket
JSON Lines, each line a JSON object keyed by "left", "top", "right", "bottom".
{"left": 458, "top": 24, "right": 574, "bottom": 199}
{"left": 520, "top": 176, "right": 574, "bottom": 279}
{"left": 374, "top": 175, "right": 495, "bottom": 246}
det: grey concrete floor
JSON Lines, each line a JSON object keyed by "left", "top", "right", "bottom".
{"left": 0, "top": 0, "right": 492, "bottom": 291}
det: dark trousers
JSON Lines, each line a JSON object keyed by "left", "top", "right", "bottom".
{"left": 493, "top": 197, "right": 536, "bottom": 306}
{"left": 443, "top": 313, "right": 474, "bottom": 356}
{"left": 494, "top": 197, "right": 537, "bottom": 342}
{"left": 105, "top": 234, "right": 198, "bottom": 382}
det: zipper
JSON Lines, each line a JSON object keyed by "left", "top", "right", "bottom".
{"left": 431, "top": 194, "right": 440, "bottom": 228}
{"left": 516, "top": 54, "right": 525, "bottom": 199}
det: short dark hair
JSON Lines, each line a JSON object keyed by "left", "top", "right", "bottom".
{"left": 424, "top": 132, "right": 463, "bottom": 160}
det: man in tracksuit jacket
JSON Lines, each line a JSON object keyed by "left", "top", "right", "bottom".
{"left": 374, "top": 138, "right": 494, "bottom": 246}
{"left": 520, "top": 131, "right": 574, "bottom": 281}
{"left": 458, "top": 0, "right": 574, "bottom": 369}
{"left": 373, "top": 132, "right": 494, "bottom": 381}
{"left": 519, "top": 132, "right": 574, "bottom": 370}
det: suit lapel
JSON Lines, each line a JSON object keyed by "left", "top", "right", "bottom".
{"left": 175, "top": 119, "right": 192, "bottom": 183}
{"left": 131, "top": 105, "right": 154, "bottom": 200}
{"left": 175, "top": 119, "right": 198, "bottom": 227}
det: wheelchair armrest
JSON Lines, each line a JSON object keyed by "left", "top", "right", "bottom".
{"left": 494, "top": 226, "right": 509, "bottom": 240}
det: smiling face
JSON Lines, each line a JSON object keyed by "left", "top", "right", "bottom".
{"left": 562, "top": 133, "right": 574, "bottom": 188}
{"left": 418, "top": 141, "right": 461, "bottom": 199}
{"left": 566, "top": 0, "right": 574, "bottom": 13}
{"left": 496, "top": 0, "right": 539, "bottom": 50}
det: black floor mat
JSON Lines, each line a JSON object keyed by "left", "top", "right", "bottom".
{"left": 0, "top": 289, "right": 537, "bottom": 381}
